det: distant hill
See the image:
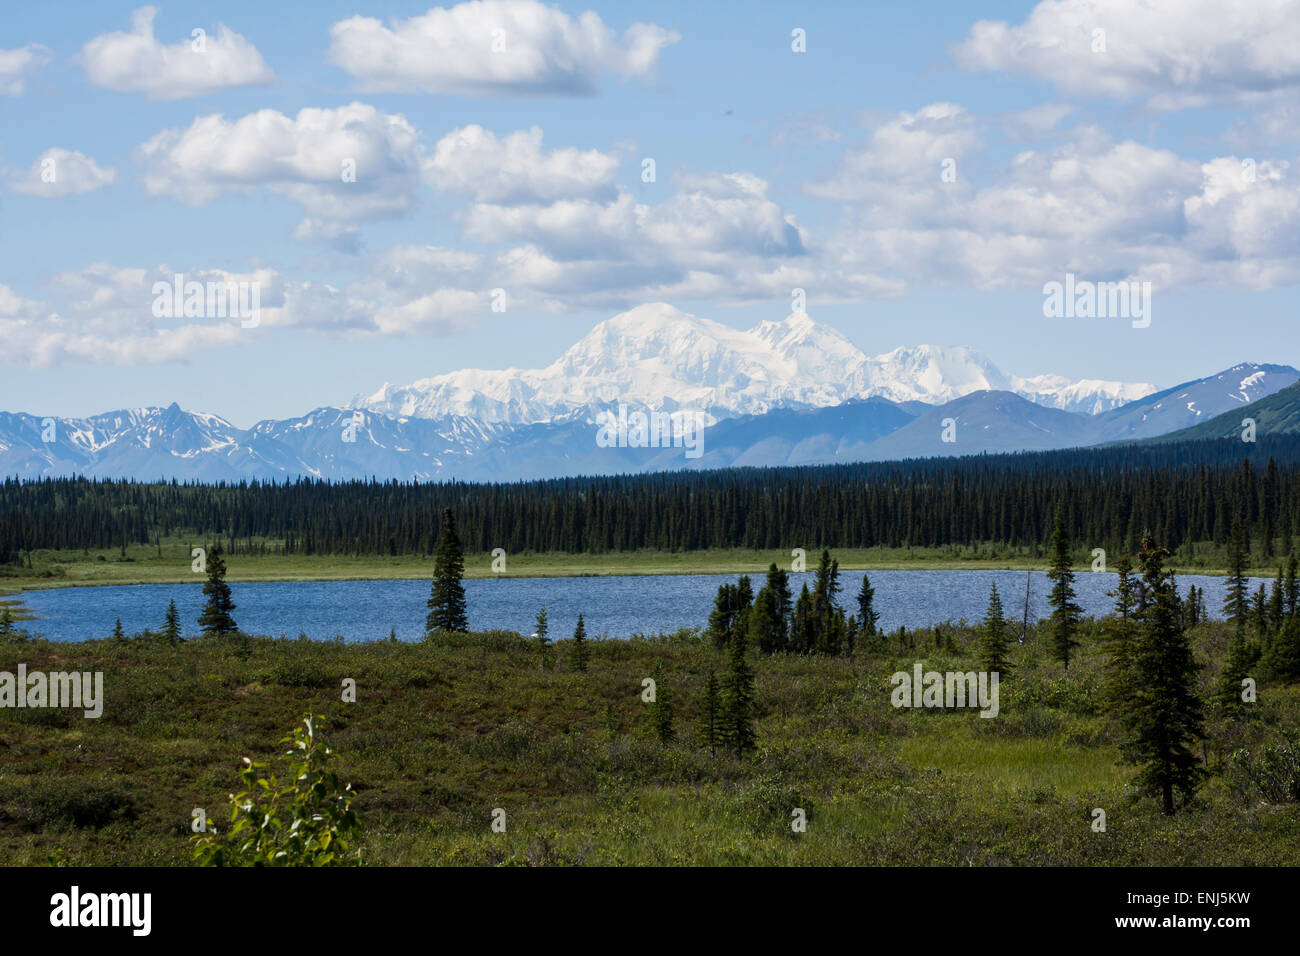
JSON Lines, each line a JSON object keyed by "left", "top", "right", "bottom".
{"left": 1154, "top": 381, "right": 1300, "bottom": 443}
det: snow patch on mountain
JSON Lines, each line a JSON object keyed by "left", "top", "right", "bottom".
{"left": 354, "top": 303, "right": 1156, "bottom": 424}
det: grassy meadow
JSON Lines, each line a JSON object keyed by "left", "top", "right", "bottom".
{"left": 1, "top": 618, "right": 1297, "bottom": 866}
{"left": 0, "top": 536, "right": 1283, "bottom": 595}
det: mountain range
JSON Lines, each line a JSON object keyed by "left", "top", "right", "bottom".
{"left": 1, "top": 303, "right": 1297, "bottom": 482}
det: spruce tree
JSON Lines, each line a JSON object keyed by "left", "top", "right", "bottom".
{"left": 1224, "top": 521, "right": 1250, "bottom": 635}
{"left": 979, "top": 583, "right": 1012, "bottom": 676}
{"left": 1045, "top": 508, "right": 1082, "bottom": 669}
{"left": 706, "top": 582, "right": 737, "bottom": 650}
{"left": 721, "top": 625, "right": 757, "bottom": 758}
{"left": 425, "top": 508, "right": 468, "bottom": 635}
{"left": 111, "top": 617, "right": 126, "bottom": 641}
{"left": 198, "top": 542, "right": 237, "bottom": 636}
{"left": 748, "top": 586, "right": 784, "bottom": 654}
{"left": 1286, "top": 553, "right": 1299, "bottom": 618}
{"left": 162, "top": 599, "right": 182, "bottom": 643}
{"left": 1123, "top": 539, "right": 1206, "bottom": 815}
{"left": 790, "top": 584, "right": 814, "bottom": 654}
{"left": 1218, "top": 627, "right": 1254, "bottom": 712}
{"left": 569, "top": 613, "right": 589, "bottom": 672}
{"left": 1269, "top": 568, "right": 1286, "bottom": 633}
{"left": 857, "top": 573, "right": 880, "bottom": 639}
{"left": 646, "top": 662, "right": 675, "bottom": 744}
{"left": 1101, "top": 555, "right": 1138, "bottom": 713}
{"left": 0, "top": 606, "right": 14, "bottom": 641}
{"left": 534, "top": 605, "right": 550, "bottom": 671}
{"left": 765, "top": 563, "right": 792, "bottom": 644}
{"left": 1260, "top": 616, "right": 1300, "bottom": 682}
{"left": 699, "top": 668, "right": 721, "bottom": 757}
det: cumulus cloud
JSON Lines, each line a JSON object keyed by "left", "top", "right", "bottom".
{"left": 809, "top": 104, "right": 1300, "bottom": 290}
{"left": 0, "top": 44, "right": 52, "bottom": 96}
{"left": 953, "top": 0, "right": 1300, "bottom": 110}
{"left": 9, "top": 148, "right": 116, "bottom": 197}
{"left": 135, "top": 103, "right": 424, "bottom": 241}
{"left": 328, "top": 0, "right": 679, "bottom": 95}
{"left": 81, "top": 6, "right": 274, "bottom": 100}
{"left": 423, "top": 124, "right": 620, "bottom": 203}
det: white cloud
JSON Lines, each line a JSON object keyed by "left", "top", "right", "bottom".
{"left": 953, "top": 0, "right": 1300, "bottom": 110}
{"left": 81, "top": 6, "right": 274, "bottom": 100}
{"left": 0, "top": 44, "right": 52, "bottom": 96}
{"left": 9, "top": 148, "right": 116, "bottom": 197}
{"left": 424, "top": 124, "right": 620, "bottom": 203}
{"left": 810, "top": 106, "right": 1300, "bottom": 290}
{"left": 328, "top": 0, "right": 679, "bottom": 95}
{"left": 135, "top": 103, "right": 424, "bottom": 241}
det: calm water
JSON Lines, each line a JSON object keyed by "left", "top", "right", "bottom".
{"left": 14, "top": 570, "right": 1267, "bottom": 643}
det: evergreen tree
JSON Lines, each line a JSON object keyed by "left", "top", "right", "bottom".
{"left": 1286, "top": 553, "right": 1299, "bottom": 619}
{"left": 707, "top": 582, "right": 738, "bottom": 650}
{"left": 1045, "top": 508, "right": 1082, "bottom": 669}
{"left": 748, "top": 586, "right": 785, "bottom": 654}
{"left": 790, "top": 584, "right": 814, "bottom": 654}
{"left": 1269, "top": 568, "right": 1286, "bottom": 633}
{"left": 198, "top": 542, "right": 237, "bottom": 636}
{"left": 979, "top": 583, "right": 1013, "bottom": 676}
{"left": 533, "top": 605, "right": 550, "bottom": 671}
{"left": 721, "top": 625, "right": 757, "bottom": 758}
{"left": 111, "top": 617, "right": 126, "bottom": 641}
{"left": 1123, "top": 538, "right": 1206, "bottom": 815}
{"left": 646, "top": 662, "right": 675, "bottom": 744}
{"left": 569, "top": 613, "right": 589, "bottom": 672}
{"left": 0, "top": 606, "right": 14, "bottom": 641}
{"left": 699, "top": 668, "right": 721, "bottom": 757}
{"left": 1251, "top": 584, "right": 1269, "bottom": 639}
{"left": 1224, "top": 521, "right": 1251, "bottom": 635}
{"left": 1102, "top": 555, "right": 1139, "bottom": 712}
{"left": 765, "top": 563, "right": 792, "bottom": 644}
{"left": 857, "top": 573, "right": 880, "bottom": 638}
{"left": 1260, "top": 616, "right": 1300, "bottom": 682}
{"left": 162, "top": 599, "right": 181, "bottom": 643}
{"left": 425, "top": 509, "right": 468, "bottom": 635}
{"left": 1218, "top": 627, "right": 1254, "bottom": 712}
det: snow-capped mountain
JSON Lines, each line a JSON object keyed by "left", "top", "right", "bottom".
{"left": 353, "top": 303, "right": 1156, "bottom": 425}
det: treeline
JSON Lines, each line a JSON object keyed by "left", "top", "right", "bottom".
{"left": 4, "top": 437, "right": 1300, "bottom": 561}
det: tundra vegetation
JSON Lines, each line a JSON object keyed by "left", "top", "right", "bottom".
{"left": 1, "top": 539, "right": 1298, "bottom": 866}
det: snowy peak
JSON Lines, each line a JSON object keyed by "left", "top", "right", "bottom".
{"left": 353, "top": 304, "right": 1159, "bottom": 425}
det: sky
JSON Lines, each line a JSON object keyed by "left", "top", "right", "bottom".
{"left": 1, "top": 0, "right": 1298, "bottom": 427}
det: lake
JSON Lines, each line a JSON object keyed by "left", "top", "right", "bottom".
{"left": 12, "top": 569, "right": 1264, "bottom": 643}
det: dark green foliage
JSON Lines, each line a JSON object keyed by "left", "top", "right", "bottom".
{"left": 698, "top": 668, "right": 722, "bottom": 756}
{"left": 748, "top": 586, "right": 785, "bottom": 654}
{"left": 1224, "top": 521, "right": 1251, "bottom": 635}
{"left": 645, "top": 662, "right": 675, "bottom": 744}
{"left": 197, "top": 542, "right": 237, "bottom": 636}
{"left": 426, "top": 508, "right": 468, "bottom": 635}
{"left": 1045, "top": 508, "right": 1082, "bottom": 669}
{"left": 1101, "top": 555, "right": 1138, "bottom": 713}
{"left": 533, "top": 605, "right": 550, "bottom": 670}
{"left": 721, "top": 625, "right": 757, "bottom": 758}
{"left": 161, "top": 599, "right": 181, "bottom": 644}
{"left": 857, "top": 573, "right": 880, "bottom": 638}
{"left": 569, "top": 613, "right": 589, "bottom": 672}
{"left": 7, "top": 441, "right": 1300, "bottom": 562}
{"left": 1260, "top": 617, "right": 1300, "bottom": 683}
{"left": 1122, "top": 538, "right": 1206, "bottom": 815}
{"left": 979, "top": 583, "right": 1012, "bottom": 676}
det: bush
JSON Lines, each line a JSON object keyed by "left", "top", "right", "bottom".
{"left": 20, "top": 779, "right": 137, "bottom": 829}
{"left": 194, "top": 714, "right": 361, "bottom": 866}
{"left": 1225, "top": 732, "right": 1300, "bottom": 805}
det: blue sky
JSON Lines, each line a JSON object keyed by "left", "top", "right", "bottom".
{"left": 2, "top": 0, "right": 1298, "bottom": 426}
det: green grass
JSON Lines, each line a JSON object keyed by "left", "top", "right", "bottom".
{"left": 0, "top": 536, "right": 1279, "bottom": 595}
{"left": 1, "top": 616, "right": 1297, "bottom": 866}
